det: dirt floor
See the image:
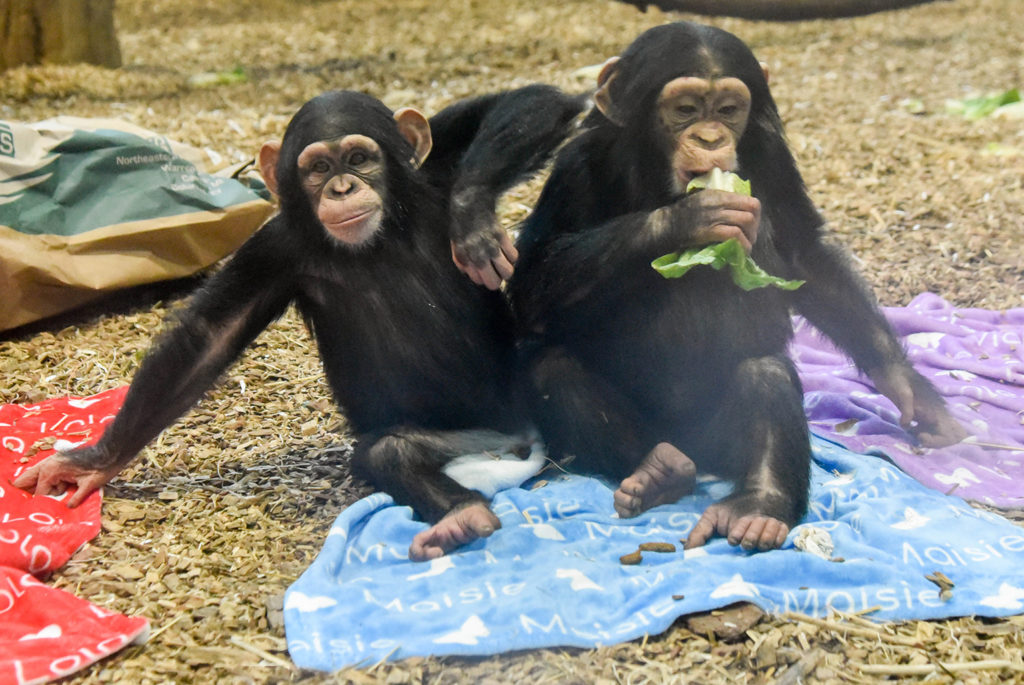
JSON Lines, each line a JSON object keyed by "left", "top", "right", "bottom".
{"left": 1, "top": 0, "right": 1023, "bottom": 682}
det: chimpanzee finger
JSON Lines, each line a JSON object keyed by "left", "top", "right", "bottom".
{"left": 65, "top": 474, "right": 108, "bottom": 508}
{"left": 719, "top": 210, "right": 759, "bottom": 244}
{"left": 491, "top": 254, "right": 515, "bottom": 282}
{"left": 451, "top": 242, "right": 510, "bottom": 290}
{"left": 914, "top": 421, "right": 968, "bottom": 449}
{"left": 29, "top": 461, "right": 70, "bottom": 496}
{"left": 735, "top": 516, "right": 788, "bottom": 551}
{"left": 613, "top": 488, "right": 641, "bottom": 518}
{"left": 729, "top": 515, "right": 764, "bottom": 549}
{"left": 755, "top": 521, "right": 788, "bottom": 551}
{"left": 66, "top": 487, "right": 90, "bottom": 508}
{"left": 498, "top": 231, "right": 519, "bottom": 265}
{"left": 408, "top": 535, "right": 446, "bottom": 561}
{"left": 704, "top": 224, "right": 753, "bottom": 252}
{"left": 450, "top": 241, "right": 482, "bottom": 273}
{"left": 477, "top": 264, "right": 503, "bottom": 291}
{"left": 685, "top": 508, "right": 728, "bottom": 549}
{"left": 916, "top": 432, "right": 958, "bottom": 449}
{"left": 33, "top": 477, "right": 67, "bottom": 499}
{"left": 685, "top": 520, "right": 714, "bottom": 549}
{"left": 11, "top": 464, "right": 41, "bottom": 490}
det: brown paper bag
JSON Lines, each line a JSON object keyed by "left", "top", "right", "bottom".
{"left": 0, "top": 117, "right": 274, "bottom": 332}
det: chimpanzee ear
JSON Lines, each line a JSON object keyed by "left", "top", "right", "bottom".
{"left": 393, "top": 107, "right": 433, "bottom": 168}
{"left": 258, "top": 141, "right": 282, "bottom": 196}
{"left": 594, "top": 56, "right": 625, "bottom": 127}
{"left": 759, "top": 61, "right": 771, "bottom": 85}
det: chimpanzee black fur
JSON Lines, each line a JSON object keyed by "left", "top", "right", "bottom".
{"left": 16, "top": 86, "right": 586, "bottom": 560}
{"left": 509, "top": 23, "right": 963, "bottom": 551}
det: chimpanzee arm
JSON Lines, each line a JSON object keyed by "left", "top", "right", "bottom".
{"left": 783, "top": 238, "right": 897, "bottom": 370}
{"left": 515, "top": 212, "right": 670, "bottom": 326}
{"left": 785, "top": 236, "right": 966, "bottom": 446}
{"left": 426, "top": 85, "right": 586, "bottom": 201}
{"left": 514, "top": 184, "right": 760, "bottom": 329}
{"left": 13, "top": 219, "right": 297, "bottom": 504}
{"left": 425, "top": 86, "right": 587, "bottom": 288}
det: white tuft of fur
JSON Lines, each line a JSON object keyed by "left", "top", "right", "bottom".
{"left": 443, "top": 442, "right": 546, "bottom": 497}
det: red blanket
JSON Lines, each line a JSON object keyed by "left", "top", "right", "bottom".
{"left": 1, "top": 387, "right": 148, "bottom": 685}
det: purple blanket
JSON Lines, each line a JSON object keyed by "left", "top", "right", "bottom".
{"left": 792, "top": 293, "right": 1024, "bottom": 508}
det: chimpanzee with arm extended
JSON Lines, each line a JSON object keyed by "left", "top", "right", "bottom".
{"left": 508, "top": 22, "right": 964, "bottom": 552}
{"left": 14, "top": 86, "right": 586, "bottom": 561}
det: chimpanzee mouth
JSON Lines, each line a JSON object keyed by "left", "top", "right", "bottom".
{"left": 328, "top": 210, "right": 374, "bottom": 229}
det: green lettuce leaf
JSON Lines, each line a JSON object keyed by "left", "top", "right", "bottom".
{"left": 652, "top": 239, "right": 805, "bottom": 290}
{"left": 945, "top": 89, "right": 1021, "bottom": 120}
{"left": 652, "top": 169, "right": 803, "bottom": 290}
{"left": 685, "top": 167, "right": 752, "bottom": 195}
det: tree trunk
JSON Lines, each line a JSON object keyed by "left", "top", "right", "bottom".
{"left": 0, "top": 0, "right": 121, "bottom": 71}
{"left": 621, "top": 0, "right": 949, "bottom": 21}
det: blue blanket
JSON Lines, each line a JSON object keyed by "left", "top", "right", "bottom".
{"left": 285, "top": 436, "right": 1024, "bottom": 670}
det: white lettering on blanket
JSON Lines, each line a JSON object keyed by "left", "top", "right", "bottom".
{"left": 362, "top": 582, "right": 527, "bottom": 614}
{"left": 782, "top": 583, "right": 945, "bottom": 615}
{"left": 902, "top": 536, "right": 1024, "bottom": 566}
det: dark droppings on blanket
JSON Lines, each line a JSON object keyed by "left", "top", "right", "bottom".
{"left": 619, "top": 550, "right": 643, "bottom": 565}
{"left": 638, "top": 542, "right": 677, "bottom": 553}
{"left": 620, "top": 541, "right": 678, "bottom": 564}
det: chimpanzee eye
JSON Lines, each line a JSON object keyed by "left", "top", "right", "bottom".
{"left": 311, "top": 159, "right": 331, "bottom": 174}
{"left": 349, "top": 151, "right": 369, "bottom": 166}
{"left": 676, "top": 104, "right": 699, "bottom": 117}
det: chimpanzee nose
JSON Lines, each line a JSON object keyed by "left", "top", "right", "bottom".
{"left": 694, "top": 129, "right": 725, "bottom": 149}
{"left": 326, "top": 176, "right": 356, "bottom": 198}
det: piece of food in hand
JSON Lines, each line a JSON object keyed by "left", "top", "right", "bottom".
{"left": 652, "top": 170, "right": 804, "bottom": 291}
{"left": 685, "top": 167, "right": 752, "bottom": 196}
{"left": 652, "top": 239, "right": 805, "bottom": 290}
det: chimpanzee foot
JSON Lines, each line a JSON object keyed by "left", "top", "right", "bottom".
{"left": 613, "top": 442, "right": 697, "bottom": 518}
{"left": 408, "top": 502, "right": 501, "bottom": 561}
{"left": 685, "top": 497, "right": 790, "bottom": 552}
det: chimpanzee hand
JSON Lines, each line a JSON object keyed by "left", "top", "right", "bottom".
{"left": 663, "top": 189, "right": 762, "bottom": 253}
{"left": 450, "top": 229, "right": 518, "bottom": 291}
{"left": 12, "top": 445, "right": 124, "bottom": 507}
{"left": 450, "top": 188, "right": 518, "bottom": 290}
{"left": 867, "top": 363, "right": 968, "bottom": 447}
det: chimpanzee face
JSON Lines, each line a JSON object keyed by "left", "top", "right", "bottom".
{"left": 257, "top": 94, "right": 432, "bottom": 248}
{"left": 655, "top": 76, "right": 751, "bottom": 194}
{"left": 295, "top": 134, "right": 387, "bottom": 246}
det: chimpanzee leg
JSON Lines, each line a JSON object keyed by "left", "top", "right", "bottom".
{"left": 686, "top": 354, "right": 811, "bottom": 551}
{"left": 529, "top": 346, "right": 698, "bottom": 506}
{"left": 351, "top": 428, "right": 530, "bottom": 561}
{"left": 528, "top": 346, "right": 648, "bottom": 479}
